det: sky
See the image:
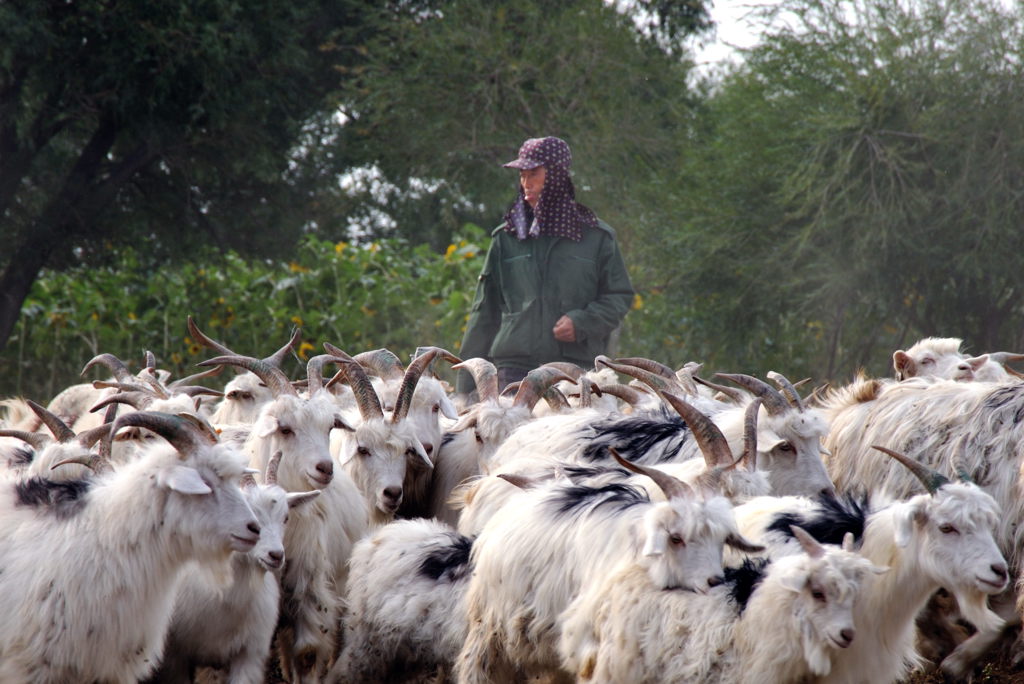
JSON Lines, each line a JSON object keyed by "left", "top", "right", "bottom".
{"left": 691, "top": 1, "right": 782, "bottom": 73}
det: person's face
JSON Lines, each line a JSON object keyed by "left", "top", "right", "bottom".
{"left": 520, "top": 166, "right": 546, "bottom": 207}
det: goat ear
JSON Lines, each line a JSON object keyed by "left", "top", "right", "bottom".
{"left": 287, "top": 490, "right": 321, "bottom": 510}
{"left": 332, "top": 414, "right": 355, "bottom": 432}
{"left": 412, "top": 439, "right": 433, "bottom": 469}
{"left": 894, "top": 498, "right": 928, "bottom": 547}
{"left": 778, "top": 572, "right": 806, "bottom": 593}
{"left": 893, "top": 350, "right": 914, "bottom": 380}
{"left": 438, "top": 395, "right": 459, "bottom": 420}
{"left": 159, "top": 465, "right": 212, "bottom": 495}
{"left": 726, "top": 533, "right": 765, "bottom": 555}
{"left": 255, "top": 414, "right": 279, "bottom": 440}
{"left": 642, "top": 524, "right": 668, "bottom": 558}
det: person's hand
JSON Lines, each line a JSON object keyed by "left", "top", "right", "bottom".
{"left": 553, "top": 315, "right": 576, "bottom": 342}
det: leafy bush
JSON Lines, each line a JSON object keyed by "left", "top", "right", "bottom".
{"left": 0, "top": 227, "right": 487, "bottom": 400}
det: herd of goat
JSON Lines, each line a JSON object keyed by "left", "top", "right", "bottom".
{"left": 2, "top": 322, "right": 1024, "bottom": 683}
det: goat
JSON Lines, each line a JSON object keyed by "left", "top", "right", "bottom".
{"left": 733, "top": 447, "right": 1008, "bottom": 683}
{"left": 0, "top": 411, "right": 260, "bottom": 683}
{"left": 453, "top": 450, "right": 763, "bottom": 682}
{"left": 558, "top": 526, "right": 884, "bottom": 683}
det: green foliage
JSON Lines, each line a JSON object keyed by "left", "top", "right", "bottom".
{"left": 0, "top": 228, "right": 487, "bottom": 400}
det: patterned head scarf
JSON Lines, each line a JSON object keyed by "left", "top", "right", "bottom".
{"left": 501, "top": 137, "right": 598, "bottom": 242}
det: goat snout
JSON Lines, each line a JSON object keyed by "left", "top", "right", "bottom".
{"left": 381, "top": 486, "right": 403, "bottom": 511}
{"left": 819, "top": 485, "right": 837, "bottom": 499}
{"left": 707, "top": 575, "right": 724, "bottom": 588}
{"left": 310, "top": 460, "right": 333, "bottom": 486}
{"left": 835, "top": 628, "right": 855, "bottom": 648}
{"left": 265, "top": 549, "right": 284, "bottom": 569}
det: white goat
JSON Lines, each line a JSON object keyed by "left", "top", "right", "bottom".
{"left": 453, "top": 451, "right": 763, "bottom": 682}
{"left": 559, "top": 527, "right": 884, "bottom": 684}
{"left": 200, "top": 352, "right": 369, "bottom": 684}
{"left": 326, "top": 517, "right": 474, "bottom": 683}
{"left": 0, "top": 411, "right": 260, "bottom": 684}
{"left": 147, "top": 451, "right": 320, "bottom": 683}
{"left": 734, "top": 447, "right": 1008, "bottom": 684}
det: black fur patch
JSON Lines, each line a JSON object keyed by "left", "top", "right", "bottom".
{"left": 580, "top": 409, "right": 690, "bottom": 465}
{"left": 419, "top": 533, "right": 474, "bottom": 582}
{"left": 440, "top": 431, "right": 458, "bottom": 447}
{"left": 766, "top": 492, "right": 870, "bottom": 547}
{"left": 559, "top": 463, "right": 633, "bottom": 482}
{"left": 547, "top": 481, "right": 650, "bottom": 518}
{"left": 6, "top": 446, "right": 35, "bottom": 469}
{"left": 982, "top": 384, "right": 1024, "bottom": 423}
{"left": 15, "top": 477, "right": 92, "bottom": 519}
{"left": 724, "top": 557, "right": 770, "bottom": 613}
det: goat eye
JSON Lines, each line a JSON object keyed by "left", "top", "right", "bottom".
{"left": 921, "top": 357, "right": 934, "bottom": 365}
{"left": 279, "top": 427, "right": 294, "bottom": 437}
{"left": 357, "top": 446, "right": 371, "bottom": 457}
{"left": 779, "top": 443, "right": 795, "bottom": 453}
{"left": 939, "top": 524, "right": 959, "bottom": 535}
{"left": 669, "top": 534, "right": 685, "bottom": 546}
{"left": 284, "top": 515, "right": 290, "bottom": 525}
{"left": 812, "top": 589, "right": 826, "bottom": 602}
{"left": 432, "top": 404, "right": 440, "bottom": 414}
{"left": 474, "top": 430, "right": 484, "bottom": 444}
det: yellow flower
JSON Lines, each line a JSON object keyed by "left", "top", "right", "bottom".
{"left": 445, "top": 244, "right": 457, "bottom": 258}
{"left": 369, "top": 242, "right": 380, "bottom": 254}
{"left": 91, "top": 312, "right": 99, "bottom": 321}
{"left": 289, "top": 261, "right": 310, "bottom": 273}
{"left": 127, "top": 312, "right": 137, "bottom": 321}
{"left": 360, "top": 305, "right": 377, "bottom": 317}
{"left": 430, "top": 297, "right": 442, "bottom": 306}
{"left": 632, "top": 294, "right": 644, "bottom": 310}
{"left": 291, "top": 315, "right": 304, "bottom": 327}
{"left": 217, "top": 297, "right": 225, "bottom": 305}
{"left": 464, "top": 252, "right": 476, "bottom": 259}
{"left": 335, "top": 241, "right": 348, "bottom": 254}
{"left": 298, "top": 341, "right": 315, "bottom": 361}
{"left": 170, "top": 352, "right": 183, "bottom": 365}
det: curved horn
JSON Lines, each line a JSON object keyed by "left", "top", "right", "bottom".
{"left": 871, "top": 445, "right": 950, "bottom": 494}
{"left": 452, "top": 358, "right": 500, "bottom": 403}
{"left": 198, "top": 355, "right": 296, "bottom": 398}
{"left": 90, "top": 392, "right": 153, "bottom": 412}
{"left": 714, "top": 373, "right": 790, "bottom": 416}
{"left": 660, "top": 392, "right": 735, "bottom": 468}
{"left": 610, "top": 447, "right": 694, "bottom": 501}
{"left": 143, "top": 350, "right": 157, "bottom": 372}
{"left": 613, "top": 357, "right": 677, "bottom": 380}
{"left": 0, "top": 429, "right": 49, "bottom": 451}
{"left": 306, "top": 354, "right": 345, "bottom": 396}
{"left": 543, "top": 386, "right": 572, "bottom": 412}
{"left": 27, "top": 400, "right": 76, "bottom": 444}
{"left": 575, "top": 376, "right": 600, "bottom": 408}
{"left": 324, "top": 343, "right": 383, "bottom": 420}
{"left": 693, "top": 375, "right": 745, "bottom": 404}
{"left": 512, "top": 367, "right": 576, "bottom": 411}
{"left": 169, "top": 364, "right": 224, "bottom": 389}
{"left": 392, "top": 347, "right": 461, "bottom": 423}
{"left": 82, "top": 353, "right": 134, "bottom": 383}
{"left": 594, "top": 383, "right": 643, "bottom": 407}
{"left": 112, "top": 411, "right": 207, "bottom": 459}
{"left": 987, "top": 351, "right": 1024, "bottom": 365}
{"left": 266, "top": 450, "right": 284, "bottom": 486}
{"left": 187, "top": 316, "right": 236, "bottom": 356}
{"left": 791, "top": 525, "right": 826, "bottom": 559}
{"left": 352, "top": 348, "right": 405, "bottom": 381}
{"left": 76, "top": 423, "right": 114, "bottom": 450}
{"left": 742, "top": 398, "right": 761, "bottom": 471}
{"left": 595, "top": 355, "right": 686, "bottom": 397}
{"left": 767, "top": 371, "right": 805, "bottom": 411}
{"left": 539, "top": 362, "right": 585, "bottom": 381}
{"left": 265, "top": 327, "right": 302, "bottom": 370}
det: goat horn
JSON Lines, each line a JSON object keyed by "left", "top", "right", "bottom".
{"left": 871, "top": 445, "right": 950, "bottom": 494}
{"left": 266, "top": 450, "right": 284, "bottom": 486}
{"left": 987, "top": 352, "right": 1024, "bottom": 365}
{"left": 352, "top": 348, "right": 405, "bottom": 381}
{"left": 742, "top": 398, "right": 761, "bottom": 471}
{"left": 169, "top": 363, "right": 224, "bottom": 389}
{"left": 575, "top": 376, "right": 600, "bottom": 408}
{"left": 393, "top": 347, "right": 462, "bottom": 423}
{"left": 660, "top": 392, "right": 735, "bottom": 468}
{"left": 714, "top": 373, "right": 790, "bottom": 416}
{"left": 198, "top": 355, "right": 296, "bottom": 398}
{"left": 790, "top": 525, "right": 826, "bottom": 559}
{"left": 610, "top": 447, "right": 694, "bottom": 501}
{"left": 613, "top": 357, "right": 677, "bottom": 380}
{"left": 767, "top": 371, "right": 805, "bottom": 411}
{"left": 76, "top": 423, "right": 114, "bottom": 450}
{"left": 81, "top": 353, "right": 134, "bottom": 384}
{"left": 265, "top": 327, "right": 302, "bottom": 370}
{"left": 306, "top": 354, "right": 346, "bottom": 396}
{"left": 111, "top": 412, "right": 205, "bottom": 459}
{"left": 512, "top": 367, "right": 576, "bottom": 411}
{"left": 496, "top": 472, "right": 542, "bottom": 490}
{"left": 452, "top": 358, "right": 500, "bottom": 403}
{"left": 187, "top": 316, "right": 236, "bottom": 356}
{"left": 594, "top": 383, "right": 642, "bottom": 407}
{"left": 90, "top": 392, "right": 153, "bottom": 412}
{"left": 693, "top": 375, "right": 745, "bottom": 403}
{"left": 596, "top": 355, "right": 686, "bottom": 397}
{"left": 540, "top": 362, "right": 585, "bottom": 381}
{"left": 0, "top": 429, "right": 49, "bottom": 451}
{"left": 324, "top": 343, "right": 383, "bottom": 421}
{"left": 543, "top": 386, "right": 572, "bottom": 412}
{"left": 27, "top": 400, "right": 76, "bottom": 444}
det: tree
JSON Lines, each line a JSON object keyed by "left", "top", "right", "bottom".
{"left": 0, "top": 0, "right": 387, "bottom": 351}
{"left": 658, "top": 0, "right": 1024, "bottom": 380}
{"left": 304, "top": 0, "right": 710, "bottom": 255}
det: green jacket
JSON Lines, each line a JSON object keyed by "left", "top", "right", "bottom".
{"left": 456, "top": 219, "right": 634, "bottom": 393}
